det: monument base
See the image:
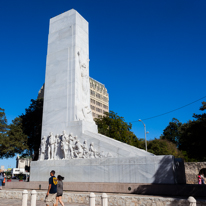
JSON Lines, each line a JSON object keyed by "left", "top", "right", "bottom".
{"left": 30, "top": 155, "right": 184, "bottom": 184}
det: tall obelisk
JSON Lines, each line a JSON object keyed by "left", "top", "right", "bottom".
{"left": 41, "top": 9, "right": 97, "bottom": 138}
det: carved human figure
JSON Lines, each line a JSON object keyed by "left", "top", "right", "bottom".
{"left": 62, "top": 130, "right": 68, "bottom": 142}
{"left": 82, "top": 140, "right": 88, "bottom": 158}
{"left": 82, "top": 106, "right": 93, "bottom": 122}
{"left": 89, "top": 142, "right": 97, "bottom": 158}
{"left": 54, "top": 134, "right": 59, "bottom": 159}
{"left": 73, "top": 140, "right": 83, "bottom": 158}
{"left": 68, "top": 133, "right": 74, "bottom": 159}
{"left": 77, "top": 51, "right": 93, "bottom": 121}
{"left": 77, "top": 51, "right": 89, "bottom": 99}
{"left": 61, "top": 140, "right": 68, "bottom": 159}
{"left": 48, "top": 132, "right": 55, "bottom": 160}
{"left": 39, "top": 136, "right": 46, "bottom": 161}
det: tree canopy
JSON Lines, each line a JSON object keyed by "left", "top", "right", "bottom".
{"left": 0, "top": 107, "right": 7, "bottom": 134}
{"left": 4, "top": 117, "right": 28, "bottom": 158}
{"left": 160, "top": 118, "right": 182, "bottom": 147}
{"left": 147, "top": 138, "right": 184, "bottom": 158}
{"left": 0, "top": 99, "right": 43, "bottom": 160}
{"left": 0, "top": 108, "right": 8, "bottom": 158}
{"left": 95, "top": 111, "right": 143, "bottom": 148}
{"left": 20, "top": 99, "right": 43, "bottom": 160}
{"left": 161, "top": 102, "right": 206, "bottom": 162}
{"left": 0, "top": 108, "right": 27, "bottom": 158}
{"left": 94, "top": 111, "right": 185, "bottom": 158}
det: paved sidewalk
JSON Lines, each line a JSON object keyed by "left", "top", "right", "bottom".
{"left": 0, "top": 198, "right": 89, "bottom": 206}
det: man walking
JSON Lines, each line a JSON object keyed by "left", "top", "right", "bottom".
{"left": 46, "top": 170, "right": 57, "bottom": 206}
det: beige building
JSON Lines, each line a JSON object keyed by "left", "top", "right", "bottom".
{"left": 38, "top": 77, "right": 109, "bottom": 119}
{"left": 89, "top": 77, "right": 109, "bottom": 119}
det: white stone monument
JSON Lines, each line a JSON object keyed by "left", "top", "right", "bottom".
{"left": 41, "top": 9, "right": 97, "bottom": 138}
{"left": 30, "top": 9, "right": 184, "bottom": 184}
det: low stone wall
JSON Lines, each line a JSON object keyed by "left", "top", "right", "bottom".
{"left": 1, "top": 190, "right": 206, "bottom": 206}
{"left": 5, "top": 181, "right": 206, "bottom": 197}
{"left": 185, "top": 162, "right": 206, "bottom": 184}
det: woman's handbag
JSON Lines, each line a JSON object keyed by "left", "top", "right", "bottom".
{"left": 2, "top": 178, "right": 5, "bottom": 186}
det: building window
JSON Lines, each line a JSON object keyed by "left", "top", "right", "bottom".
{"left": 91, "top": 105, "right": 95, "bottom": 110}
{"left": 90, "top": 99, "right": 95, "bottom": 104}
{"left": 103, "top": 104, "right": 108, "bottom": 109}
{"left": 96, "top": 93, "right": 101, "bottom": 99}
{"left": 103, "top": 96, "right": 108, "bottom": 102}
{"left": 96, "top": 108, "right": 102, "bottom": 113}
{"left": 90, "top": 90, "right": 95, "bottom": 96}
{"left": 96, "top": 101, "right": 102, "bottom": 107}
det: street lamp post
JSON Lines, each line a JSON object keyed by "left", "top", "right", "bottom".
{"left": 138, "top": 119, "right": 149, "bottom": 152}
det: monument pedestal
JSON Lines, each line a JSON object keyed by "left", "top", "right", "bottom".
{"left": 30, "top": 155, "right": 184, "bottom": 184}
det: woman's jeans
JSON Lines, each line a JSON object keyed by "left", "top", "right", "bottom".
{"left": 0, "top": 179, "right": 3, "bottom": 187}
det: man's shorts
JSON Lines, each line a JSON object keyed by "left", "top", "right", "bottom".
{"left": 45, "top": 193, "right": 56, "bottom": 205}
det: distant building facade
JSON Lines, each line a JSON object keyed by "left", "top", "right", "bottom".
{"left": 16, "top": 155, "right": 32, "bottom": 170}
{"left": 89, "top": 78, "right": 109, "bottom": 118}
{"left": 12, "top": 155, "right": 32, "bottom": 175}
{"left": 38, "top": 77, "right": 109, "bottom": 119}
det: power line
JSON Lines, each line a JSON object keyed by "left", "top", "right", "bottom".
{"left": 131, "top": 95, "right": 206, "bottom": 122}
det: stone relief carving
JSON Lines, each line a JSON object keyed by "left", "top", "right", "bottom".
{"left": 48, "top": 132, "right": 55, "bottom": 160}
{"left": 77, "top": 51, "right": 93, "bottom": 122}
{"left": 39, "top": 136, "right": 46, "bottom": 161}
{"left": 39, "top": 131, "right": 112, "bottom": 161}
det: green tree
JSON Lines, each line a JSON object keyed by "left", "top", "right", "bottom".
{"left": 5, "top": 117, "right": 28, "bottom": 158}
{"left": 0, "top": 108, "right": 28, "bottom": 158}
{"left": 6, "top": 99, "right": 43, "bottom": 160}
{"left": 0, "top": 107, "right": 7, "bottom": 134}
{"left": 0, "top": 107, "right": 8, "bottom": 158}
{"left": 20, "top": 99, "right": 43, "bottom": 160}
{"left": 160, "top": 102, "right": 206, "bottom": 162}
{"left": 147, "top": 139, "right": 184, "bottom": 158}
{"left": 95, "top": 111, "right": 143, "bottom": 148}
{"left": 178, "top": 102, "right": 206, "bottom": 161}
{"left": 160, "top": 118, "right": 182, "bottom": 147}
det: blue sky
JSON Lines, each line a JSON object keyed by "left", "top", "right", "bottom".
{"left": 1, "top": 0, "right": 206, "bottom": 168}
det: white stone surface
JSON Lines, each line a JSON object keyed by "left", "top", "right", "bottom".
{"left": 41, "top": 9, "right": 97, "bottom": 141}
{"left": 22, "top": 190, "right": 28, "bottom": 206}
{"left": 31, "top": 155, "right": 176, "bottom": 184}
{"left": 101, "top": 193, "right": 108, "bottom": 206}
{"left": 31, "top": 190, "right": 37, "bottom": 206}
{"left": 89, "top": 193, "right": 95, "bottom": 206}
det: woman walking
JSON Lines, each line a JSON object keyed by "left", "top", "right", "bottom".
{"left": 55, "top": 175, "right": 64, "bottom": 206}
{"left": 198, "top": 175, "right": 202, "bottom": 184}
{"left": 0, "top": 170, "right": 4, "bottom": 190}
